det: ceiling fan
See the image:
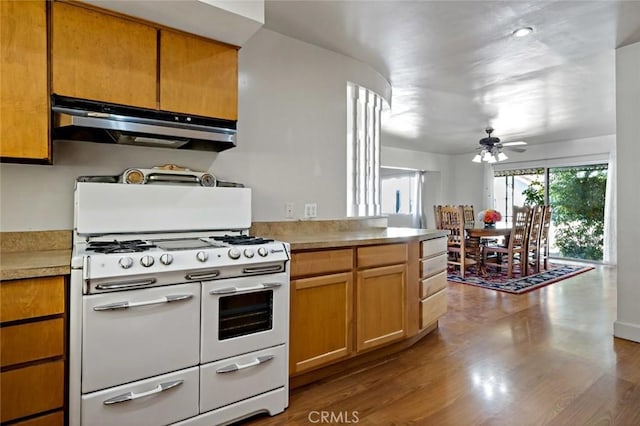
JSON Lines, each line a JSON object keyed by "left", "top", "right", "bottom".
{"left": 473, "top": 127, "right": 527, "bottom": 163}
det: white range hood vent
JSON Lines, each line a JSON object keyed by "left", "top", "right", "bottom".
{"left": 83, "top": 0, "right": 264, "bottom": 47}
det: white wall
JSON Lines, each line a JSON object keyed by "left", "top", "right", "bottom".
{"left": 614, "top": 41, "right": 640, "bottom": 343}
{"left": 0, "top": 28, "right": 390, "bottom": 231}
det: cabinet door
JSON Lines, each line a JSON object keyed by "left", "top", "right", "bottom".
{"left": 51, "top": 1, "right": 157, "bottom": 109}
{"left": 0, "top": 0, "right": 49, "bottom": 161}
{"left": 356, "top": 264, "right": 406, "bottom": 352}
{"left": 290, "top": 272, "right": 353, "bottom": 374}
{"left": 160, "top": 30, "right": 238, "bottom": 120}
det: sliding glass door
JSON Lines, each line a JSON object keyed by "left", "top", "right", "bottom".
{"left": 493, "top": 164, "right": 608, "bottom": 262}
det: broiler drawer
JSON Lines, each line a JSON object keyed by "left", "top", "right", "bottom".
{"left": 420, "top": 253, "right": 447, "bottom": 278}
{"left": 82, "top": 366, "right": 199, "bottom": 426}
{"left": 200, "top": 344, "right": 287, "bottom": 413}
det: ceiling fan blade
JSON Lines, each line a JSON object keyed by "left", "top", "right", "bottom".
{"left": 501, "top": 141, "right": 527, "bottom": 147}
{"left": 503, "top": 146, "right": 527, "bottom": 153}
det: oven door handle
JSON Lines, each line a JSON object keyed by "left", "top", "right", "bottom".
{"left": 216, "top": 355, "right": 274, "bottom": 374}
{"left": 209, "top": 282, "right": 282, "bottom": 295}
{"left": 93, "top": 294, "right": 194, "bottom": 311}
{"left": 102, "top": 379, "right": 184, "bottom": 405}
{"left": 95, "top": 278, "right": 157, "bottom": 291}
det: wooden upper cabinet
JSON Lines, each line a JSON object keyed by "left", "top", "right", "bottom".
{"left": 51, "top": 1, "right": 157, "bottom": 109}
{"left": 160, "top": 30, "right": 238, "bottom": 120}
{"left": 0, "top": 0, "right": 49, "bottom": 161}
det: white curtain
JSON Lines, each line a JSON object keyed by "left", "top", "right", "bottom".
{"left": 483, "top": 163, "right": 495, "bottom": 210}
{"left": 604, "top": 149, "right": 617, "bottom": 265}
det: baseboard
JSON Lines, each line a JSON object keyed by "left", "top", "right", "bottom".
{"left": 613, "top": 320, "right": 640, "bottom": 343}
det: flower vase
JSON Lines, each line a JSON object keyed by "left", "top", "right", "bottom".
{"left": 484, "top": 222, "right": 495, "bottom": 229}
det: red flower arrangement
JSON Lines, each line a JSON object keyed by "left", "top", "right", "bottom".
{"left": 478, "top": 209, "right": 502, "bottom": 224}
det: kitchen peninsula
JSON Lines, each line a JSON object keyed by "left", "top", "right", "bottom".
{"left": 251, "top": 218, "right": 449, "bottom": 388}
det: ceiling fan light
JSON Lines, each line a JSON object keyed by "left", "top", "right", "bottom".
{"left": 472, "top": 153, "right": 482, "bottom": 163}
{"left": 497, "top": 151, "right": 508, "bottom": 161}
{"left": 482, "top": 151, "right": 492, "bottom": 161}
{"left": 487, "top": 155, "right": 497, "bottom": 164}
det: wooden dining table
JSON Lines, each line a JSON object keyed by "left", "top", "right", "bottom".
{"left": 465, "top": 226, "right": 512, "bottom": 275}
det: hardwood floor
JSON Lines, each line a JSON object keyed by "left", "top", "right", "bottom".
{"left": 244, "top": 264, "right": 640, "bottom": 425}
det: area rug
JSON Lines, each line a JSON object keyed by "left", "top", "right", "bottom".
{"left": 447, "top": 263, "right": 595, "bottom": 294}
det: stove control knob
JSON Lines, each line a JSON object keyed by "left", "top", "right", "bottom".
{"left": 228, "top": 248, "right": 241, "bottom": 260}
{"left": 119, "top": 257, "right": 134, "bottom": 269}
{"left": 140, "top": 255, "right": 155, "bottom": 267}
{"left": 244, "top": 248, "right": 255, "bottom": 258}
{"left": 160, "top": 254, "right": 173, "bottom": 265}
{"left": 257, "top": 247, "right": 269, "bottom": 257}
{"left": 196, "top": 251, "right": 209, "bottom": 262}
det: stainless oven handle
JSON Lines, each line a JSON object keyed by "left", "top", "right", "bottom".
{"left": 209, "top": 282, "right": 282, "bottom": 295}
{"left": 93, "top": 294, "right": 193, "bottom": 311}
{"left": 216, "top": 355, "right": 274, "bottom": 374}
{"left": 185, "top": 270, "right": 220, "bottom": 281}
{"left": 242, "top": 265, "right": 283, "bottom": 274}
{"left": 95, "top": 278, "right": 157, "bottom": 291}
{"left": 103, "top": 379, "right": 183, "bottom": 405}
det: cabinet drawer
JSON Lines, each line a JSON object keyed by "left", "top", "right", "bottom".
{"left": 0, "top": 277, "right": 65, "bottom": 323}
{"left": 357, "top": 243, "right": 407, "bottom": 268}
{"left": 420, "top": 289, "right": 447, "bottom": 329}
{"left": 11, "top": 411, "right": 64, "bottom": 426}
{"left": 421, "top": 237, "right": 447, "bottom": 258}
{"left": 0, "top": 360, "right": 64, "bottom": 423}
{"left": 1, "top": 318, "right": 64, "bottom": 367}
{"left": 420, "top": 271, "right": 447, "bottom": 299}
{"left": 291, "top": 249, "right": 353, "bottom": 278}
{"left": 420, "top": 253, "right": 447, "bottom": 278}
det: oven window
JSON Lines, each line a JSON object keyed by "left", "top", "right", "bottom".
{"left": 218, "top": 290, "right": 273, "bottom": 340}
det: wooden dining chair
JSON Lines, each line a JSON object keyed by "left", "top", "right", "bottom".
{"left": 433, "top": 205, "right": 443, "bottom": 229}
{"left": 440, "top": 205, "right": 476, "bottom": 277}
{"left": 538, "top": 205, "right": 553, "bottom": 270}
{"left": 526, "top": 205, "right": 545, "bottom": 273}
{"left": 460, "top": 205, "right": 475, "bottom": 229}
{"left": 482, "top": 205, "right": 531, "bottom": 278}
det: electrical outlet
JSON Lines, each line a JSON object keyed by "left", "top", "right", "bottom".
{"left": 304, "top": 203, "right": 317, "bottom": 219}
{"left": 285, "top": 202, "right": 294, "bottom": 219}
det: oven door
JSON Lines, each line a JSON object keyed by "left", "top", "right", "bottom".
{"left": 201, "top": 272, "right": 289, "bottom": 363}
{"left": 82, "top": 282, "right": 201, "bottom": 393}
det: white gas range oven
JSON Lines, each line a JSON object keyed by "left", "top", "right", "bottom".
{"left": 68, "top": 174, "right": 290, "bottom": 426}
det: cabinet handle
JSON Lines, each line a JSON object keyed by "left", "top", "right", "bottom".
{"left": 216, "top": 355, "right": 274, "bottom": 373}
{"left": 209, "top": 282, "right": 282, "bottom": 295}
{"left": 93, "top": 294, "right": 193, "bottom": 311}
{"left": 103, "top": 380, "right": 183, "bottom": 405}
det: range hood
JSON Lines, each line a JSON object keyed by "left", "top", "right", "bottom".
{"left": 51, "top": 95, "right": 237, "bottom": 152}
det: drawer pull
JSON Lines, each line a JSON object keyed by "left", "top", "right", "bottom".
{"left": 216, "top": 355, "right": 274, "bottom": 373}
{"left": 242, "top": 265, "right": 283, "bottom": 274}
{"left": 210, "top": 282, "right": 282, "bottom": 295}
{"left": 103, "top": 379, "right": 183, "bottom": 405}
{"left": 95, "top": 278, "right": 157, "bottom": 291}
{"left": 185, "top": 270, "right": 220, "bottom": 281}
{"left": 93, "top": 294, "right": 193, "bottom": 311}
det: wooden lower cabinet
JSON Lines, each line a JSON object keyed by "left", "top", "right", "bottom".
{"left": 0, "top": 276, "right": 66, "bottom": 424}
{"left": 419, "top": 237, "right": 448, "bottom": 330}
{"left": 356, "top": 264, "right": 407, "bottom": 352}
{"left": 290, "top": 272, "right": 353, "bottom": 374}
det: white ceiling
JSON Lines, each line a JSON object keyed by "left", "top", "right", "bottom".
{"left": 263, "top": 0, "right": 640, "bottom": 154}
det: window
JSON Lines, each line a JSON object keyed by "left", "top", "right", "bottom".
{"left": 381, "top": 171, "right": 418, "bottom": 215}
{"left": 493, "top": 168, "right": 545, "bottom": 226}
{"left": 346, "top": 82, "right": 387, "bottom": 217}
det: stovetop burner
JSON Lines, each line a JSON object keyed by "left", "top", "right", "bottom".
{"left": 86, "top": 240, "right": 157, "bottom": 254}
{"left": 211, "top": 235, "right": 274, "bottom": 245}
